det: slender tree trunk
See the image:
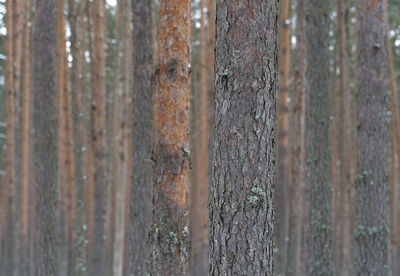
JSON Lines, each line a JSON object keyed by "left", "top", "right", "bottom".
{"left": 0, "top": 0, "right": 14, "bottom": 249}
{"left": 89, "top": 0, "right": 107, "bottom": 274}
{"left": 287, "top": 0, "right": 306, "bottom": 274}
{"left": 305, "top": 0, "right": 334, "bottom": 274}
{"left": 68, "top": 0, "right": 89, "bottom": 274}
{"left": 354, "top": 0, "right": 390, "bottom": 274}
{"left": 385, "top": 1, "right": 400, "bottom": 275}
{"left": 190, "top": 0, "right": 209, "bottom": 274}
{"left": 111, "top": 0, "right": 131, "bottom": 274}
{"left": 34, "top": 0, "right": 59, "bottom": 274}
{"left": 276, "top": 0, "right": 291, "bottom": 273}
{"left": 18, "top": 0, "right": 31, "bottom": 274}
{"left": 128, "top": 0, "right": 153, "bottom": 274}
{"left": 210, "top": 0, "right": 278, "bottom": 274}
{"left": 151, "top": 0, "right": 191, "bottom": 274}
{"left": 84, "top": 0, "right": 95, "bottom": 264}
{"left": 334, "top": 0, "right": 353, "bottom": 274}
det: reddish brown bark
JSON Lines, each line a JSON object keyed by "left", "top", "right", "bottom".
{"left": 151, "top": 0, "right": 191, "bottom": 274}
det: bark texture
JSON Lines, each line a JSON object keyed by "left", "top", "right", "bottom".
{"left": 209, "top": 0, "right": 278, "bottom": 274}
{"left": 305, "top": 0, "right": 334, "bottom": 274}
{"left": 151, "top": 0, "right": 191, "bottom": 274}
{"left": 287, "top": 0, "right": 306, "bottom": 274}
{"left": 354, "top": 0, "right": 390, "bottom": 274}
{"left": 129, "top": 0, "right": 153, "bottom": 275}
{"left": 33, "top": 0, "right": 59, "bottom": 274}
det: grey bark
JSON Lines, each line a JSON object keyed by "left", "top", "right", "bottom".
{"left": 305, "top": 0, "right": 334, "bottom": 274}
{"left": 209, "top": 0, "right": 278, "bottom": 274}
{"left": 354, "top": 0, "right": 390, "bottom": 274}
{"left": 33, "top": 0, "right": 59, "bottom": 274}
{"left": 128, "top": 0, "right": 153, "bottom": 275}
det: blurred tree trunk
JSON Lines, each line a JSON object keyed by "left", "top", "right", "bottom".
{"left": 89, "top": 0, "right": 107, "bottom": 274}
{"left": 18, "top": 0, "right": 32, "bottom": 274}
{"left": 334, "top": 0, "right": 353, "bottom": 274}
{"left": 111, "top": 0, "right": 131, "bottom": 274}
{"left": 276, "top": 0, "right": 291, "bottom": 273}
{"left": 129, "top": 0, "right": 153, "bottom": 274}
{"left": 385, "top": 2, "right": 400, "bottom": 275}
{"left": 34, "top": 0, "right": 59, "bottom": 274}
{"left": 287, "top": 0, "right": 306, "bottom": 274}
{"left": 151, "top": 0, "right": 191, "bottom": 274}
{"left": 68, "top": 0, "right": 89, "bottom": 273}
{"left": 305, "top": 0, "right": 334, "bottom": 274}
{"left": 209, "top": 0, "right": 278, "bottom": 274}
{"left": 354, "top": 0, "right": 390, "bottom": 274}
{"left": 85, "top": 0, "right": 95, "bottom": 264}
{"left": 190, "top": 0, "right": 209, "bottom": 274}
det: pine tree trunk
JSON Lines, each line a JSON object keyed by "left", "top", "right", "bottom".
{"left": 305, "top": 0, "right": 334, "bottom": 274}
{"left": 18, "top": 0, "right": 32, "bottom": 274}
{"left": 89, "top": 0, "right": 107, "bottom": 274}
{"left": 33, "top": 0, "right": 59, "bottom": 274}
{"left": 68, "top": 0, "right": 89, "bottom": 273}
{"left": 210, "top": 0, "right": 278, "bottom": 274}
{"left": 128, "top": 0, "right": 153, "bottom": 274}
{"left": 334, "top": 0, "right": 353, "bottom": 274}
{"left": 190, "top": 0, "right": 209, "bottom": 274}
{"left": 354, "top": 0, "right": 390, "bottom": 274}
{"left": 276, "top": 0, "right": 291, "bottom": 272}
{"left": 151, "top": 0, "right": 191, "bottom": 274}
{"left": 287, "top": 0, "right": 306, "bottom": 274}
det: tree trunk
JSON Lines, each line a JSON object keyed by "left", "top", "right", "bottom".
{"left": 384, "top": 2, "right": 400, "bottom": 275}
{"left": 276, "top": 0, "right": 291, "bottom": 273}
{"left": 287, "top": 0, "right": 306, "bottom": 274}
{"left": 210, "top": 0, "right": 278, "bottom": 274}
{"left": 305, "top": 0, "right": 334, "bottom": 274}
{"left": 18, "top": 0, "right": 32, "bottom": 274}
{"left": 151, "top": 0, "right": 191, "bottom": 274}
{"left": 190, "top": 0, "right": 210, "bottom": 275}
{"left": 334, "top": 0, "right": 353, "bottom": 274}
{"left": 111, "top": 0, "right": 131, "bottom": 274}
{"left": 128, "top": 0, "right": 153, "bottom": 274}
{"left": 68, "top": 0, "right": 89, "bottom": 273}
{"left": 89, "top": 0, "right": 107, "bottom": 274}
{"left": 33, "top": 0, "right": 59, "bottom": 274}
{"left": 354, "top": 0, "right": 390, "bottom": 274}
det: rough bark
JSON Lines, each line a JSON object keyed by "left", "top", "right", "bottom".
{"left": 89, "top": 0, "right": 107, "bottom": 274}
{"left": 354, "top": 0, "right": 390, "bottom": 274}
{"left": 190, "top": 0, "right": 209, "bottom": 274}
{"left": 210, "top": 0, "right": 278, "bottom": 274}
{"left": 276, "top": 0, "right": 291, "bottom": 272}
{"left": 33, "top": 0, "right": 59, "bottom": 274}
{"left": 18, "top": 0, "right": 32, "bottom": 274}
{"left": 128, "top": 0, "right": 153, "bottom": 274}
{"left": 151, "top": 0, "right": 191, "bottom": 274}
{"left": 287, "top": 0, "right": 306, "bottom": 274}
{"left": 305, "top": 0, "right": 334, "bottom": 274}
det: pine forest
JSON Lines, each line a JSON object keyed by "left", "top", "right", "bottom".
{"left": 0, "top": 0, "right": 400, "bottom": 275}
